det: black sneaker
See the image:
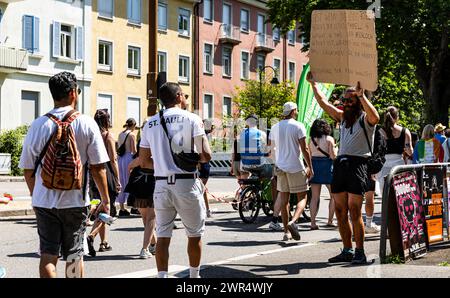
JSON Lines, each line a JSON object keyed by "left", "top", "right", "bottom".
{"left": 87, "top": 236, "right": 96, "bottom": 257}
{"left": 118, "top": 209, "right": 131, "bottom": 217}
{"left": 328, "top": 249, "right": 354, "bottom": 263}
{"left": 351, "top": 249, "right": 367, "bottom": 265}
{"left": 130, "top": 208, "right": 140, "bottom": 215}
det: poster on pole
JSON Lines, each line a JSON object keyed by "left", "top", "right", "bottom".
{"left": 393, "top": 171, "right": 427, "bottom": 260}
{"left": 422, "top": 167, "right": 445, "bottom": 244}
{"left": 309, "top": 10, "right": 378, "bottom": 91}
{"left": 296, "top": 64, "right": 334, "bottom": 139}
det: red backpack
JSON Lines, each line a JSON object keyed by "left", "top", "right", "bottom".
{"left": 33, "top": 110, "right": 84, "bottom": 190}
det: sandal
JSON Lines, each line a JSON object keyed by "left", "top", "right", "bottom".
{"left": 310, "top": 225, "right": 319, "bottom": 230}
{"left": 326, "top": 223, "right": 337, "bottom": 228}
{"left": 99, "top": 242, "right": 112, "bottom": 252}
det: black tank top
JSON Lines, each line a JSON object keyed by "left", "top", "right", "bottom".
{"left": 386, "top": 127, "right": 405, "bottom": 154}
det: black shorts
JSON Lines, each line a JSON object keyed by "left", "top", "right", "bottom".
{"left": 124, "top": 167, "right": 155, "bottom": 200}
{"left": 367, "top": 176, "right": 376, "bottom": 192}
{"left": 331, "top": 156, "right": 369, "bottom": 196}
{"left": 34, "top": 206, "right": 89, "bottom": 261}
{"left": 199, "top": 162, "right": 211, "bottom": 179}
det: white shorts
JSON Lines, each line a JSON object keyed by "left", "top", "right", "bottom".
{"left": 153, "top": 178, "right": 206, "bottom": 238}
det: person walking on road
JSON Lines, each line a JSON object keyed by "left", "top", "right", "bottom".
{"left": 269, "top": 102, "right": 314, "bottom": 242}
{"left": 308, "top": 119, "right": 336, "bottom": 230}
{"left": 117, "top": 118, "right": 137, "bottom": 217}
{"left": 19, "top": 72, "right": 110, "bottom": 278}
{"left": 413, "top": 124, "right": 444, "bottom": 164}
{"left": 139, "top": 82, "right": 212, "bottom": 278}
{"left": 307, "top": 72, "right": 380, "bottom": 265}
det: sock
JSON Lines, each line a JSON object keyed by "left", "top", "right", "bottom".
{"left": 366, "top": 216, "right": 373, "bottom": 227}
{"left": 355, "top": 248, "right": 365, "bottom": 254}
{"left": 343, "top": 247, "right": 354, "bottom": 254}
{"left": 157, "top": 271, "right": 168, "bottom": 278}
{"left": 189, "top": 266, "right": 200, "bottom": 278}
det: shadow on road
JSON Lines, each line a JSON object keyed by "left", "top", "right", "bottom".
{"left": 8, "top": 252, "right": 40, "bottom": 259}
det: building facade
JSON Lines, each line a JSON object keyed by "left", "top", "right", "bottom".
{"left": 91, "top": 0, "right": 149, "bottom": 134}
{"left": 196, "top": 0, "right": 307, "bottom": 121}
{"left": 0, "top": 0, "right": 92, "bottom": 131}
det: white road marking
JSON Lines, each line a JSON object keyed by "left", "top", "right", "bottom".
{"left": 107, "top": 265, "right": 188, "bottom": 278}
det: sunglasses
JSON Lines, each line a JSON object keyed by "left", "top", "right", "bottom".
{"left": 74, "top": 87, "right": 81, "bottom": 95}
{"left": 341, "top": 96, "right": 357, "bottom": 103}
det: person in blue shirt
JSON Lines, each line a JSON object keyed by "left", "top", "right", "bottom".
{"left": 434, "top": 123, "right": 446, "bottom": 144}
{"left": 239, "top": 114, "right": 269, "bottom": 173}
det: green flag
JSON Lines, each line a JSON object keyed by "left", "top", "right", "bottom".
{"left": 296, "top": 64, "right": 335, "bottom": 139}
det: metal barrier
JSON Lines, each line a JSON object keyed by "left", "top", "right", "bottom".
{"left": 210, "top": 153, "right": 232, "bottom": 175}
{"left": 379, "top": 162, "right": 450, "bottom": 263}
{"left": 0, "top": 154, "right": 11, "bottom": 175}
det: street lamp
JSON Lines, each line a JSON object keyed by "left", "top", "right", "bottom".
{"left": 259, "top": 65, "right": 280, "bottom": 119}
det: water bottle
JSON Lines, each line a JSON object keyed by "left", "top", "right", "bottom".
{"left": 98, "top": 213, "right": 116, "bottom": 225}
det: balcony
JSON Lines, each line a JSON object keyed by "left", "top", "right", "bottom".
{"left": 0, "top": 46, "right": 28, "bottom": 73}
{"left": 219, "top": 24, "right": 241, "bottom": 46}
{"left": 255, "top": 33, "right": 275, "bottom": 53}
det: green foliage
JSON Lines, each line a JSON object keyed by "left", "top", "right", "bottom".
{"left": 233, "top": 79, "right": 297, "bottom": 127}
{"left": 438, "top": 261, "right": 450, "bottom": 267}
{"left": 0, "top": 126, "right": 29, "bottom": 176}
{"left": 385, "top": 254, "right": 403, "bottom": 264}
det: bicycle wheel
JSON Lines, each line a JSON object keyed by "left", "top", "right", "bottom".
{"left": 238, "top": 186, "right": 261, "bottom": 223}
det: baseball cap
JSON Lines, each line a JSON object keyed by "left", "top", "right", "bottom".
{"left": 282, "top": 102, "right": 298, "bottom": 116}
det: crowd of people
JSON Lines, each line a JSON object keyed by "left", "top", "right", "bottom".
{"left": 13, "top": 70, "right": 450, "bottom": 278}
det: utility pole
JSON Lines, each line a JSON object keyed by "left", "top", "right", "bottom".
{"left": 147, "top": 0, "right": 158, "bottom": 116}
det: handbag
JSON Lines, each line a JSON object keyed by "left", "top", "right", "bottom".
{"left": 117, "top": 132, "right": 130, "bottom": 157}
{"left": 360, "top": 117, "right": 386, "bottom": 175}
{"left": 159, "top": 110, "right": 200, "bottom": 172}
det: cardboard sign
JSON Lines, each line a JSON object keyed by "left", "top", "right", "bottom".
{"left": 422, "top": 167, "right": 445, "bottom": 244}
{"left": 309, "top": 10, "right": 378, "bottom": 91}
{"left": 393, "top": 171, "right": 427, "bottom": 260}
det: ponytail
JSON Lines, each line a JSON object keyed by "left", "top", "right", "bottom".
{"left": 383, "top": 106, "right": 398, "bottom": 139}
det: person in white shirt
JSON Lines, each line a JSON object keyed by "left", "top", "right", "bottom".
{"left": 19, "top": 72, "right": 110, "bottom": 278}
{"left": 139, "top": 82, "right": 212, "bottom": 278}
{"left": 269, "top": 102, "right": 313, "bottom": 242}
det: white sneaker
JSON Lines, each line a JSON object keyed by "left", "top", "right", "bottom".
{"left": 269, "top": 222, "right": 283, "bottom": 231}
{"left": 365, "top": 223, "right": 381, "bottom": 234}
{"left": 139, "top": 248, "right": 152, "bottom": 259}
{"left": 282, "top": 233, "right": 291, "bottom": 241}
{"left": 149, "top": 244, "right": 156, "bottom": 255}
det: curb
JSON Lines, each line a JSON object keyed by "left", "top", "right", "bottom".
{"left": 0, "top": 208, "right": 34, "bottom": 218}
{"left": 0, "top": 176, "right": 25, "bottom": 182}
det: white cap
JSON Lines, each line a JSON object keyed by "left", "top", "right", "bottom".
{"left": 282, "top": 102, "right": 298, "bottom": 116}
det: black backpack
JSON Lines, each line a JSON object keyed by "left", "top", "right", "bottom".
{"left": 360, "top": 117, "right": 387, "bottom": 175}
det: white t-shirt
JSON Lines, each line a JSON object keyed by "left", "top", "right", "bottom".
{"left": 140, "top": 107, "right": 205, "bottom": 177}
{"left": 19, "top": 106, "right": 109, "bottom": 209}
{"left": 270, "top": 119, "right": 306, "bottom": 173}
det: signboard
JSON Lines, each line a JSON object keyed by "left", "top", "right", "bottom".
{"left": 296, "top": 64, "right": 335, "bottom": 139}
{"left": 446, "top": 175, "right": 450, "bottom": 239}
{"left": 309, "top": 10, "right": 378, "bottom": 91}
{"left": 393, "top": 171, "right": 427, "bottom": 260}
{"left": 422, "top": 167, "right": 445, "bottom": 244}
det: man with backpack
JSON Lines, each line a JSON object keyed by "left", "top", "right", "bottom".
{"left": 307, "top": 72, "right": 380, "bottom": 264}
{"left": 19, "top": 72, "right": 110, "bottom": 278}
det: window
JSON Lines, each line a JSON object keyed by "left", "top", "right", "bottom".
{"left": 204, "top": 0, "right": 213, "bottom": 22}
{"left": 178, "top": 8, "right": 191, "bottom": 36}
{"left": 127, "top": 97, "right": 141, "bottom": 126}
{"left": 203, "top": 94, "right": 213, "bottom": 119}
{"left": 256, "top": 54, "right": 265, "bottom": 72}
{"left": 241, "top": 51, "right": 249, "bottom": 79}
{"left": 22, "top": 15, "right": 39, "bottom": 53}
{"left": 52, "top": 22, "right": 83, "bottom": 61}
{"left": 21, "top": 91, "right": 39, "bottom": 125}
{"left": 273, "top": 58, "right": 281, "bottom": 80}
{"left": 98, "top": 0, "right": 114, "bottom": 19}
{"left": 222, "top": 46, "right": 232, "bottom": 77}
{"left": 97, "top": 94, "right": 113, "bottom": 124}
{"left": 158, "top": 2, "right": 167, "bottom": 30}
{"left": 128, "top": 46, "right": 141, "bottom": 75}
{"left": 127, "top": 0, "right": 142, "bottom": 25}
{"left": 98, "top": 40, "right": 113, "bottom": 71}
{"left": 288, "top": 29, "right": 295, "bottom": 45}
{"left": 273, "top": 27, "right": 280, "bottom": 42}
{"left": 240, "top": 9, "right": 249, "bottom": 32}
{"left": 222, "top": 3, "right": 231, "bottom": 25}
{"left": 223, "top": 97, "right": 232, "bottom": 117}
{"left": 158, "top": 51, "right": 167, "bottom": 73}
{"left": 288, "top": 62, "right": 296, "bottom": 82}
{"left": 179, "top": 55, "right": 190, "bottom": 83}
{"left": 204, "top": 43, "right": 213, "bottom": 74}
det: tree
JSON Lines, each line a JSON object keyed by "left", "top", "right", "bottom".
{"left": 267, "top": 0, "right": 449, "bottom": 126}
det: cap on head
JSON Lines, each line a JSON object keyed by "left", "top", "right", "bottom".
{"left": 435, "top": 123, "right": 446, "bottom": 132}
{"left": 282, "top": 102, "right": 298, "bottom": 116}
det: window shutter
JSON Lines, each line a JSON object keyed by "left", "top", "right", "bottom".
{"left": 22, "top": 15, "right": 33, "bottom": 52}
{"left": 127, "top": 0, "right": 132, "bottom": 21}
{"left": 52, "top": 21, "right": 61, "bottom": 58}
{"left": 76, "top": 26, "right": 84, "bottom": 61}
{"left": 33, "top": 17, "right": 39, "bottom": 52}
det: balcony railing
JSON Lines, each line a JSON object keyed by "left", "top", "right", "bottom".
{"left": 219, "top": 24, "right": 241, "bottom": 45}
{"left": 0, "top": 46, "right": 28, "bottom": 72}
{"left": 255, "top": 33, "right": 275, "bottom": 53}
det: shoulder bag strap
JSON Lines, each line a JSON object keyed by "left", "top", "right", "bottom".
{"left": 32, "top": 114, "right": 58, "bottom": 178}
{"left": 359, "top": 116, "right": 373, "bottom": 156}
{"left": 312, "top": 137, "right": 330, "bottom": 158}
{"left": 159, "top": 110, "right": 175, "bottom": 154}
